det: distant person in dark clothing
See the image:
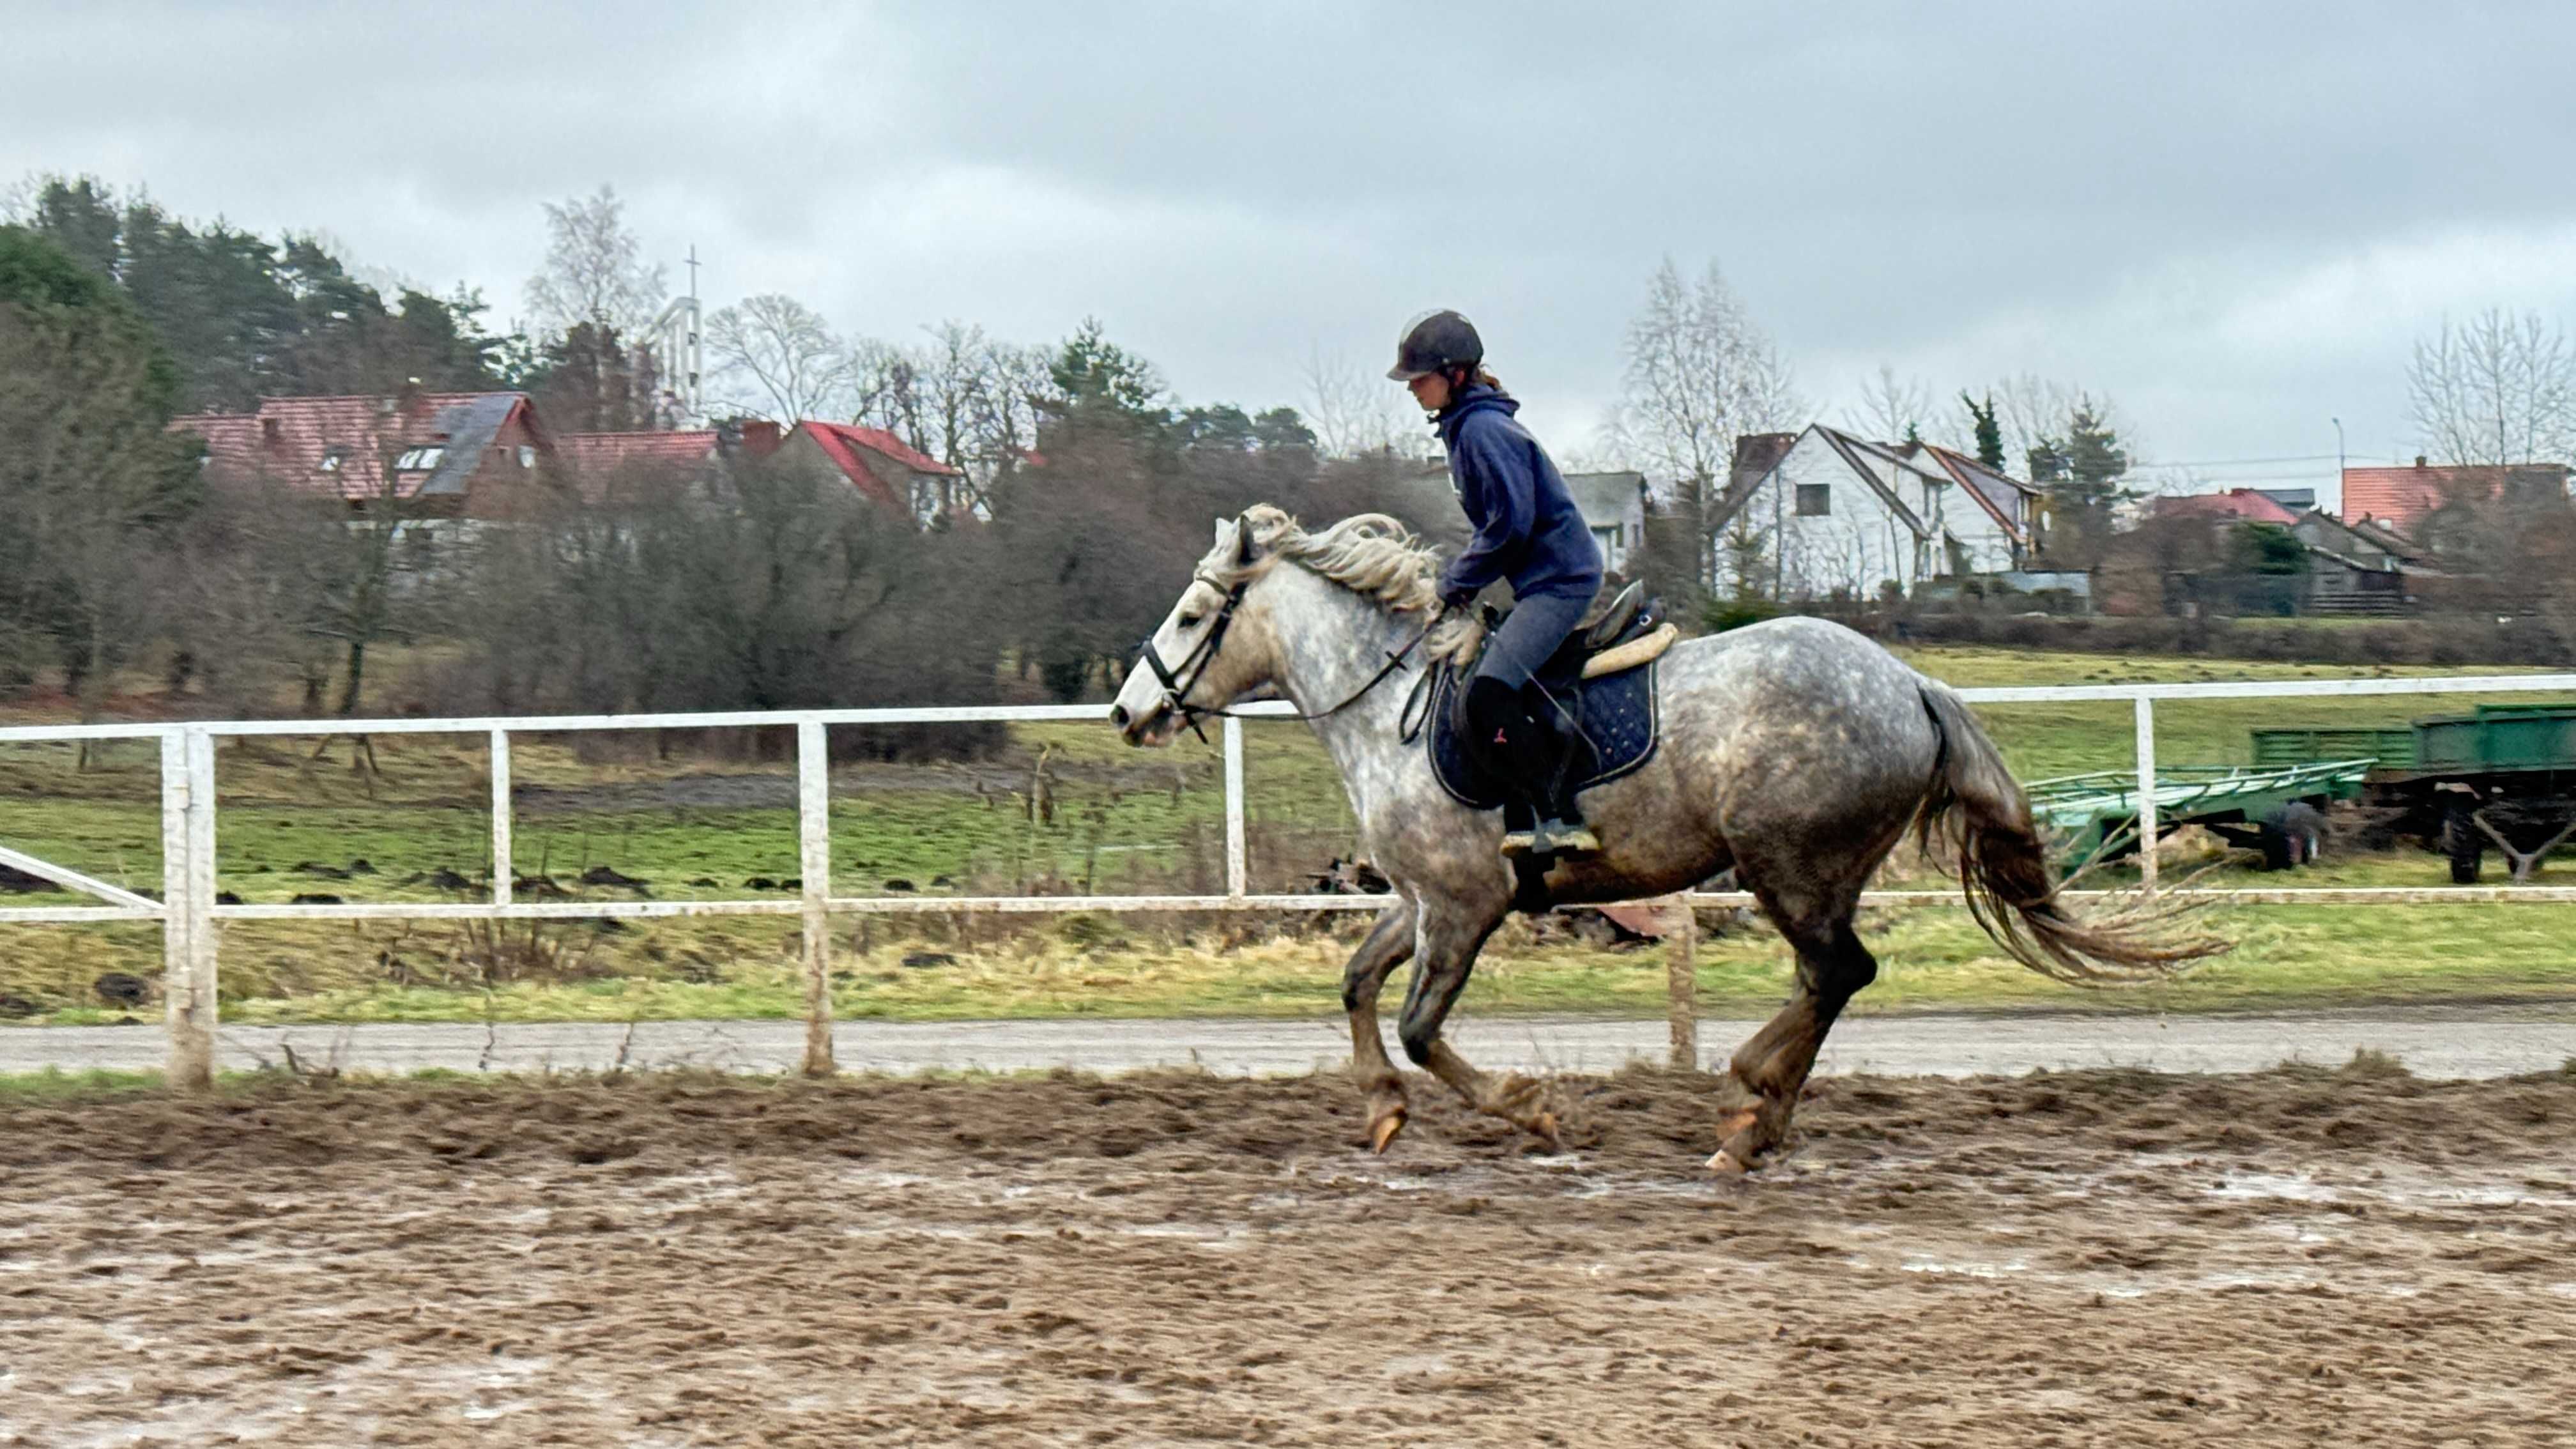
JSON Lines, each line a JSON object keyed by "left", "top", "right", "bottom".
{"left": 1388, "top": 309, "right": 1604, "bottom": 856}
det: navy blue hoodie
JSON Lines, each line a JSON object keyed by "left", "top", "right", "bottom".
{"left": 1436, "top": 385, "right": 1602, "bottom": 602}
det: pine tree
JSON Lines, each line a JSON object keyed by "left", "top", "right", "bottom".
{"left": 1961, "top": 391, "right": 2005, "bottom": 471}
{"left": 2032, "top": 399, "right": 2128, "bottom": 567}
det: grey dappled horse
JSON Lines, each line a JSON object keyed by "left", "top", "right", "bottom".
{"left": 1109, "top": 508, "right": 2212, "bottom": 1171}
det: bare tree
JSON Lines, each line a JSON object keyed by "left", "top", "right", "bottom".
{"left": 524, "top": 185, "right": 667, "bottom": 340}
{"left": 707, "top": 293, "right": 857, "bottom": 422}
{"left": 1604, "top": 257, "right": 1802, "bottom": 592}
{"left": 847, "top": 323, "right": 1057, "bottom": 501}
{"left": 1986, "top": 372, "right": 2078, "bottom": 477}
{"left": 1300, "top": 344, "right": 1424, "bottom": 459}
{"left": 1848, "top": 364, "right": 1937, "bottom": 446}
{"left": 2408, "top": 307, "right": 2576, "bottom": 469}
{"left": 1978, "top": 374, "right": 2139, "bottom": 478}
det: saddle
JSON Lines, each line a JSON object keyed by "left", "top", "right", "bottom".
{"left": 1420, "top": 581, "right": 1671, "bottom": 812}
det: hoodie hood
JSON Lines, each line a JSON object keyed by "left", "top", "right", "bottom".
{"left": 1435, "top": 383, "right": 1517, "bottom": 452}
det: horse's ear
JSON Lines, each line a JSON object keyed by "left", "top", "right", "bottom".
{"left": 1213, "top": 516, "right": 1229, "bottom": 548}
{"left": 1232, "top": 512, "right": 1258, "bottom": 565}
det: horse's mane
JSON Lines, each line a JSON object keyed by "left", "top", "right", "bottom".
{"left": 1220, "top": 505, "right": 1485, "bottom": 663}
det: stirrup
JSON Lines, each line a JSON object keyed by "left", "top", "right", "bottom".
{"left": 1499, "top": 826, "right": 1541, "bottom": 857}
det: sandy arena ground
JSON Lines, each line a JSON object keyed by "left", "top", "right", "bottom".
{"left": 3, "top": 1063, "right": 2573, "bottom": 1446}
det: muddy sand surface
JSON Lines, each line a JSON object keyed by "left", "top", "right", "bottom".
{"left": 4, "top": 1064, "right": 2573, "bottom": 1446}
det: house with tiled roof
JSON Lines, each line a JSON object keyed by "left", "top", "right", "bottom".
{"left": 555, "top": 419, "right": 794, "bottom": 503}
{"left": 560, "top": 429, "right": 721, "bottom": 479}
{"left": 2146, "top": 488, "right": 2303, "bottom": 526}
{"left": 1710, "top": 425, "right": 2041, "bottom": 599}
{"left": 2342, "top": 457, "right": 2572, "bottom": 536}
{"left": 178, "top": 391, "right": 556, "bottom": 517}
{"left": 775, "top": 421, "right": 981, "bottom": 527}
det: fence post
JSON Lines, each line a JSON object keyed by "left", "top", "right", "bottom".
{"left": 488, "top": 728, "right": 513, "bottom": 910}
{"left": 160, "top": 728, "right": 218, "bottom": 1089}
{"left": 2134, "top": 694, "right": 2159, "bottom": 894}
{"left": 1222, "top": 715, "right": 1246, "bottom": 901}
{"left": 1665, "top": 895, "right": 1697, "bottom": 1070}
{"left": 796, "top": 718, "right": 836, "bottom": 1077}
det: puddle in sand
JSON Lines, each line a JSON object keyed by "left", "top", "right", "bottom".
{"left": 8, "top": 1067, "right": 2572, "bottom": 1444}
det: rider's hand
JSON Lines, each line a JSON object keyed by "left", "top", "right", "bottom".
{"left": 1440, "top": 587, "right": 1475, "bottom": 613}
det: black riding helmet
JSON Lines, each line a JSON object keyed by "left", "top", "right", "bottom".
{"left": 1386, "top": 309, "right": 1483, "bottom": 381}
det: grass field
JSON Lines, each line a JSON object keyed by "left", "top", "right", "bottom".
{"left": 3, "top": 643, "right": 2571, "bottom": 1027}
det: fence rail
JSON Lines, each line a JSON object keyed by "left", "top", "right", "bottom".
{"left": 6, "top": 671, "right": 2576, "bottom": 1087}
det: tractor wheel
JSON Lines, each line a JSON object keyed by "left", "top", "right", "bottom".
{"left": 2442, "top": 804, "right": 2483, "bottom": 885}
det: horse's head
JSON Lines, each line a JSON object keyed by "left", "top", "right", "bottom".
{"left": 1110, "top": 514, "right": 1279, "bottom": 747}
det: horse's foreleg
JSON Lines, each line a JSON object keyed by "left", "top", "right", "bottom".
{"left": 1341, "top": 901, "right": 1418, "bottom": 1152}
{"left": 1713, "top": 912, "right": 1878, "bottom": 1174}
{"left": 1393, "top": 910, "right": 1557, "bottom": 1144}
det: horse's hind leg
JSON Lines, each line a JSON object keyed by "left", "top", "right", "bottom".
{"left": 1712, "top": 897, "right": 1878, "bottom": 1174}
{"left": 1342, "top": 900, "right": 1417, "bottom": 1153}
{"left": 1393, "top": 903, "right": 1559, "bottom": 1144}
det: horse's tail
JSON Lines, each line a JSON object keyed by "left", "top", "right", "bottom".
{"left": 1913, "top": 682, "right": 2225, "bottom": 985}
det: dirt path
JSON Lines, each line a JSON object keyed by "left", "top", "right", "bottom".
{"left": 4, "top": 1064, "right": 2572, "bottom": 1446}
{"left": 6, "top": 1005, "right": 2573, "bottom": 1078}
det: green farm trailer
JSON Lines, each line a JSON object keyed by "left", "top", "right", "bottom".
{"left": 2251, "top": 702, "right": 2576, "bottom": 882}
{"left": 2027, "top": 760, "right": 2372, "bottom": 874}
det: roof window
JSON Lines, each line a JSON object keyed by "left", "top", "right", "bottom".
{"left": 318, "top": 448, "right": 348, "bottom": 473}
{"left": 394, "top": 446, "right": 445, "bottom": 472}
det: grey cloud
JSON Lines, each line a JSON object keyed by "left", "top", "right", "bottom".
{"left": 10, "top": 0, "right": 2576, "bottom": 493}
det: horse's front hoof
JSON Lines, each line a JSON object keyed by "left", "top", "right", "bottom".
{"left": 1369, "top": 1111, "right": 1407, "bottom": 1154}
{"left": 1706, "top": 1149, "right": 1750, "bottom": 1176}
{"left": 1528, "top": 1110, "right": 1560, "bottom": 1147}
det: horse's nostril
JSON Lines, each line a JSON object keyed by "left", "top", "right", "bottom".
{"left": 1109, "top": 704, "right": 1130, "bottom": 728}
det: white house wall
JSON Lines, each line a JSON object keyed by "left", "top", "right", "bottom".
{"left": 1738, "top": 435, "right": 1929, "bottom": 599}
{"left": 1725, "top": 433, "right": 2034, "bottom": 600}
{"left": 1913, "top": 473, "right": 2020, "bottom": 574}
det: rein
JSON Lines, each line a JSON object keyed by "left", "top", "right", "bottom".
{"left": 1136, "top": 571, "right": 1436, "bottom": 742}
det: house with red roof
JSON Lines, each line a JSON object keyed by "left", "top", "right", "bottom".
{"left": 2145, "top": 488, "right": 2303, "bottom": 526}
{"left": 774, "top": 421, "right": 981, "bottom": 526}
{"left": 179, "top": 390, "right": 556, "bottom": 518}
{"left": 555, "top": 420, "right": 788, "bottom": 501}
{"left": 2342, "top": 457, "right": 2572, "bottom": 536}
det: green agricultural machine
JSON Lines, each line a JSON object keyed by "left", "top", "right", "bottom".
{"left": 2026, "top": 760, "right": 2370, "bottom": 875}
{"left": 2025, "top": 701, "right": 2576, "bottom": 882}
{"left": 2251, "top": 702, "right": 2576, "bottom": 882}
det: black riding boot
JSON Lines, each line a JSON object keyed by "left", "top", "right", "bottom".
{"left": 1522, "top": 682, "right": 1600, "bottom": 856}
{"left": 1466, "top": 677, "right": 1597, "bottom": 858}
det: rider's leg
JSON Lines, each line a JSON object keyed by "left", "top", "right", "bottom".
{"left": 1473, "top": 590, "right": 1598, "bottom": 856}
{"left": 1522, "top": 680, "right": 1599, "bottom": 855}
{"left": 1464, "top": 675, "right": 1552, "bottom": 853}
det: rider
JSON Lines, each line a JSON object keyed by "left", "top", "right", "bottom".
{"left": 1388, "top": 309, "right": 1604, "bottom": 857}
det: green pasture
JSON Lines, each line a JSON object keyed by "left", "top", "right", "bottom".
{"left": 1, "top": 643, "right": 2570, "bottom": 1026}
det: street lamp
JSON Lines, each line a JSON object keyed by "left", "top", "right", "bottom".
{"left": 2332, "top": 417, "right": 2346, "bottom": 512}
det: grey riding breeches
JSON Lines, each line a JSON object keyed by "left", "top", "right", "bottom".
{"left": 1471, "top": 590, "right": 1592, "bottom": 691}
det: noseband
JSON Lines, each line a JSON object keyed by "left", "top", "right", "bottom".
{"left": 1135, "top": 571, "right": 1248, "bottom": 742}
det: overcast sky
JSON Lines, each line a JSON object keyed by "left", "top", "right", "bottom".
{"left": 12, "top": 2, "right": 2576, "bottom": 507}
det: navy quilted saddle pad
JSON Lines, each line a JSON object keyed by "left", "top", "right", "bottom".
{"left": 1424, "top": 661, "right": 1662, "bottom": 810}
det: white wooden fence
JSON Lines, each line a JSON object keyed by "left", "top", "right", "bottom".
{"left": 5, "top": 671, "right": 2575, "bottom": 1088}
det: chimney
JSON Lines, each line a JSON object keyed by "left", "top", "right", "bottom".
{"left": 739, "top": 420, "right": 782, "bottom": 457}
{"left": 2414, "top": 455, "right": 2428, "bottom": 469}
{"left": 261, "top": 417, "right": 282, "bottom": 445}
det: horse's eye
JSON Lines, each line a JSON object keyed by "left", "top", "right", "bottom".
{"left": 1179, "top": 612, "right": 1202, "bottom": 628}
